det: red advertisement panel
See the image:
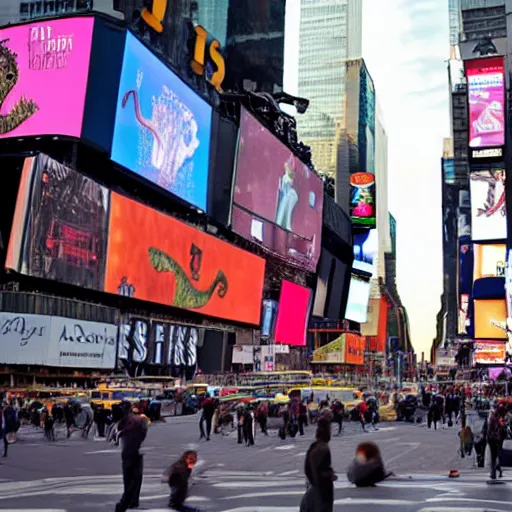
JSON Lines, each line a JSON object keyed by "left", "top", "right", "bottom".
{"left": 274, "top": 280, "right": 312, "bottom": 347}
{"left": 232, "top": 108, "right": 323, "bottom": 271}
{"left": 465, "top": 57, "right": 505, "bottom": 149}
{"left": 474, "top": 341, "right": 506, "bottom": 365}
{"left": 105, "top": 193, "right": 265, "bottom": 325}
{"left": 345, "top": 333, "right": 365, "bottom": 365}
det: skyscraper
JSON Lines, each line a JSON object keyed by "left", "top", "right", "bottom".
{"left": 296, "top": 0, "right": 363, "bottom": 177}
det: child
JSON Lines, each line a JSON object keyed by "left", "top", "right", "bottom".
{"left": 166, "top": 450, "right": 198, "bottom": 511}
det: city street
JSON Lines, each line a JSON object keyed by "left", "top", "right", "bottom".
{"left": 0, "top": 414, "right": 510, "bottom": 511}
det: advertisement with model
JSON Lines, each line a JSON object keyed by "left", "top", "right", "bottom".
{"left": 111, "top": 32, "right": 212, "bottom": 211}
{"left": 0, "top": 312, "right": 117, "bottom": 368}
{"left": 232, "top": 108, "right": 323, "bottom": 272}
{"left": 465, "top": 56, "right": 505, "bottom": 160}
{"left": 470, "top": 169, "right": 506, "bottom": 241}
{"left": 0, "top": 17, "right": 94, "bottom": 139}
{"left": 7, "top": 154, "right": 266, "bottom": 326}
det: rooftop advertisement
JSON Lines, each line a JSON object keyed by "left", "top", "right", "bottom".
{"left": 274, "top": 280, "right": 312, "bottom": 347}
{"left": 465, "top": 57, "right": 505, "bottom": 151}
{"left": 470, "top": 169, "right": 506, "bottom": 241}
{"left": 0, "top": 17, "right": 94, "bottom": 139}
{"left": 232, "top": 108, "right": 323, "bottom": 271}
{"left": 111, "top": 32, "right": 212, "bottom": 211}
{"left": 350, "top": 172, "right": 376, "bottom": 228}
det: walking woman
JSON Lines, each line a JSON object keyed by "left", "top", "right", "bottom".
{"left": 487, "top": 404, "right": 506, "bottom": 479}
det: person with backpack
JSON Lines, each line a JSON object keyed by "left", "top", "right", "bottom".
{"left": 487, "top": 404, "right": 507, "bottom": 480}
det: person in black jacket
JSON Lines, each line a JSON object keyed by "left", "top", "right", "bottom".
{"left": 347, "top": 441, "right": 392, "bottom": 487}
{"left": 115, "top": 403, "right": 148, "bottom": 512}
{"left": 167, "top": 450, "right": 199, "bottom": 511}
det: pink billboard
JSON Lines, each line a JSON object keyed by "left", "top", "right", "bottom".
{"left": 232, "top": 108, "right": 323, "bottom": 271}
{"left": 274, "top": 280, "right": 312, "bottom": 347}
{"left": 0, "top": 17, "right": 94, "bottom": 139}
{"left": 466, "top": 57, "right": 505, "bottom": 149}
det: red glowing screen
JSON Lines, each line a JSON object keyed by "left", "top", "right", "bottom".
{"left": 274, "top": 280, "right": 311, "bottom": 347}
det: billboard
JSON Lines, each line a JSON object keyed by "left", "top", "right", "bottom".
{"left": 6, "top": 154, "right": 110, "bottom": 290}
{"left": 459, "top": 241, "right": 473, "bottom": 295}
{"left": 232, "top": 108, "right": 323, "bottom": 271}
{"left": 105, "top": 192, "right": 265, "bottom": 325}
{"left": 274, "top": 280, "right": 312, "bottom": 347}
{"left": 506, "top": 249, "right": 512, "bottom": 323}
{"left": 312, "top": 335, "right": 346, "bottom": 364}
{"left": 0, "top": 18, "right": 94, "bottom": 139}
{"left": 473, "top": 243, "right": 506, "bottom": 280}
{"left": 443, "top": 158, "right": 455, "bottom": 184}
{"left": 474, "top": 341, "right": 506, "bottom": 365}
{"left": 458, "top": 294, "right": 470, "bottom": 335}
{"left": 345, "top": 333, "right": 365, "bottom": 365}
{"left": 353, "top": 229, "right": 377, "bottom": 274}
{"left": 470, "top": 169, "right": 506, "bottom": 241}
{"left": 436, "top": 348, "right": 457, "bottom": 367}
{"left": 119, "top": 318, "right": 198, "bottom": 378}
{"left": 111, "top": 32, "right": 212, "bottom": 211}
{"left": 0, "top": 313, "right": 117, "bottom": 369}
{"left": 350, "top": 172, "right": 376, "bottom": 228}
{"left": 474, "top": 299, "right": 507, "bottom": 340}
{"left": 345, "top": 275, "right": 371, "bottom": 323}
{"left": 465, "top": 57, "right": 505, "bottom": 151}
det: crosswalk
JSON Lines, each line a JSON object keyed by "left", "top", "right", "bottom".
{"left": 0, "top": 468, "right": 510, "bottom": 511}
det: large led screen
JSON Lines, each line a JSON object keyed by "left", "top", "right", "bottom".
{"left": 466, "top": 57, "right": 505, "bottom": 149}
{"left": 112, "top": 32, "right": 212, "bottom": 211}
{"left": 459, "top": 241, "right": 473, "bottom": 295}
{"left": 470, "top": 169, "right": 506, "bottom": 241}
{"left": 458, "top": 294, "right": 470, "bottom": 335}
{"left": 274, "top": 280, "right": 312, "bottom": 347}
{"left": 6, "top": 154, "right": 110, "bottom": 289}
{"left": 105, "top": 193, "right": 265, "bottom": 324}
{"left": 232, "top": 108, "right": 323, "bottom": 272}
{"left": 350, "top": 172, "right": 376, "bottom": 228}
{"left": 474, "top": 299, "right": 507, "bottom": 340}
{"left": 345, "top": 275, "right": 371, "bottom": 324}
{"left": 0, "top": 17, "right": 94, "bottom": 139}
{"left": 353, "top": 229, "right": 377, "bottom": 274}
{"left": 474, "top": 341, "right": 506, "bottom": 365}
{"left": 473, "top": 243, "right": 506, "bottom": 280}
{"left": 506, "top": 249, "right": 512, "bottom": 323}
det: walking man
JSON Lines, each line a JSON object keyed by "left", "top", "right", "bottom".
{"left": 115, "top": 403, "right": 148, "bottom": 512}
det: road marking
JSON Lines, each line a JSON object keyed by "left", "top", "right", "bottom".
{"left": 274, "top": 445, "right": 295, "bottom": 450}
{"left": 334, "top": 498, "right": 418, "bottom": 505}
{"left": 385, "top": 442, "right": 420, "bottom": 464}
{"left": 279, "top": 470, "right": 300, "bottom": 476}
{"left": 84, "top": 449, "right": 119, "bottom": 455}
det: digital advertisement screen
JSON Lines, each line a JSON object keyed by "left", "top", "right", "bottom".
{"left": 443, "top": 158, "right": 455, "bottom": 184}
{"left": 353, "top": 229, "right": 377, "bottom": 274}
{"left": 458, "top": 294, "right": 470, "bottom": 335}
{"left": 474, "top": 299, "right": 507, "bottom": 340}
{"left": 466, "top": 57, "right": 505, "bottom": 149}
{"left": 345, "top": 275, "right": 371, "bottom": 323}
{"left": 0, "top": 17, "right": 94, "bottom": 139}
{"left": 344, "top": 333, "right": 365, "bottom": 365}
{"left": 474, "top": 341, "right": 506, "bottom": 365}
{"left": 350, "top": 172, "right": 376, "bottom": 228}
{"left": 105, "top": 192, "right": 265, "bottom": 325}
{"left": 473, "top": 243, "right": 506, "bottom": 280}
{"left": 274, "top": 280, "right": 312, "bottom": 347}
{"left": 470, "top": 169, "right": 506, "bottom": 241}
{"left": 506, "top": 249, "right": 512, "bottom": 324}
{"left": 6, "top": 154, "right": 110, "bottom": 290}
{"left": 232, "top": 108, "right": 323, "bottom": 272}
{"left": 459, "top": 241, "right": 473, "bottom": 295}
{"left": 112, "top": 32, "right": 212, "bottom": 211}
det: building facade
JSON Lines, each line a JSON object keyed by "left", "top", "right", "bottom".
{"left": 296, "top": 0, "right": 363, "bottom": 177}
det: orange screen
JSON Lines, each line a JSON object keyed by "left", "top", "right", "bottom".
{"left": 345, "top": 333, "right": 365, "bottom": 365}
{"left": 105, "top": 193, "right": 266, "bottom": 324}
{"left": 473, "top": 243, "right": 506, "bottom": 280}
{"left": 474, "top": 299, "right": 507, "bottom": 340}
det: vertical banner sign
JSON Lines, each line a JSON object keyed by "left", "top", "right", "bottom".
{"left": 465, "top": 57, "right": 505, "bottom": 159}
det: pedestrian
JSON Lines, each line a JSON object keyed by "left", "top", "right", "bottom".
{"left": 44, "top": 412, "right": 55, "bottom": 441}
{"left": 115, "top": 402, "right": 148, "bottom": 512}
{"left": 243, "top": 406, "right": 255, "bottom": 446}
{"left": 357, "top": 401, "right": 368, "bottom": 432}
{"left": 331, "top": 400, "right": 343, "bottom": 436}
{"left": 487, "top": 404, "right": 506, "bottom": 480}
{"left": 165, "top": 450, "right": 200, "bottom": 511}
{"left": 300, "top": 417, "right": 337, "bottom": 512}
{"left": 64, "top": 403, "right": 75, "bottom": 438}
{"left": 347, "top": 442, "right": 392, "bottom": 487}
{"left": 255, "top": 401, "right": 268, "bottom": 436}
{"left": 2, "top": 403, "right": 17, "bottom": 455}
{"left": 428, "top": 398, "right": 439, "bottom": 430}
{"left": 298, "top": 400, "right": 309, "bottom": 436}
{"left": 236, "top": 406, "right": 245, "bottom": 444}
{"left": 200, "top": 393, "right": 215, "bottom": 441}
{"left": 0, "top": 405, "right": 8, "bottom": 458}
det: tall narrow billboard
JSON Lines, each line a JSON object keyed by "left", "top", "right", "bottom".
{"left": 465, "top": 57, "right": 505, "bottom": 159}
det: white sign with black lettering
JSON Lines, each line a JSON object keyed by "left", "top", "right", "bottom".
{"left": 0, "top": 313, "right": 118, "bottom": 369}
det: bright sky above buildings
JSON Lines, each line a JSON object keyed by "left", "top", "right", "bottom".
{"left": 284, "top": 0, "right": 449, "bottom": 358}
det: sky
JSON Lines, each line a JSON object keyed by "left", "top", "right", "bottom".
{"left": 284, "top": 0, "right": 450, "bottom": 358}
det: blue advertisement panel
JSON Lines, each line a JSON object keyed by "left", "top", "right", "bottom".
{"left": 111, "top": 32, "right": 212, "bottom": 211}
